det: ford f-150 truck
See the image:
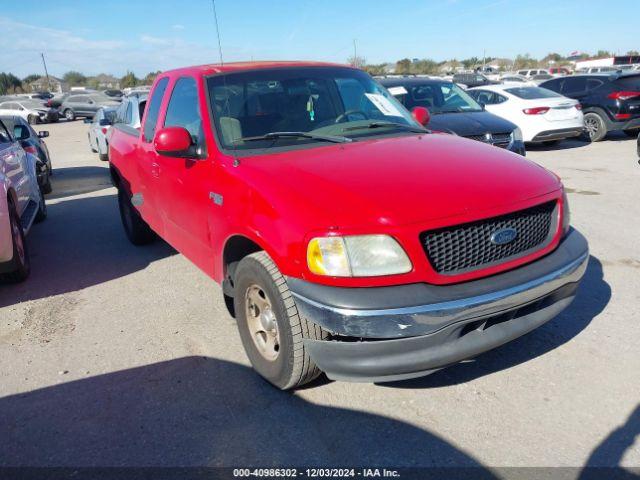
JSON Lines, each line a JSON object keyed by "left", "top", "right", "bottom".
{"left": 109, "top": 61, "right": 588, "bottom": 389}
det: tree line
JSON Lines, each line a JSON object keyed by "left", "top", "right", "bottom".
{"left": 351, "top": 50, "right": 640, "bottom": 76}
{"left": 0, "top": 70, "right": 162, "bottom": 95}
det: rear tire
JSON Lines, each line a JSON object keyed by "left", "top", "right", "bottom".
{"left": 27, "top": 115, "right": 38, "bottom": 125}
{"left": 41, "top": 175, "right": 52, "bottom": 194}
{"left": 34, "top": 189, "right": 47, "bottom": 223}
{"left": 64, "top": 109, "right": 75, "bottom": 121}
{"left": 117, "top": 188, "right": 155, "bottom": 245}
{"left": 233, "top": 251, "right": 329, "bottom": 390}
{"left": 582, "top": 112, "right": 607, "bottom": 142}
{"left": 0, "top": 200, "right": 30, "bottom": 283}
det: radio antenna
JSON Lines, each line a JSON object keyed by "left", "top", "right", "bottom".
{"left": 211, "top": 0, "right": 224, "bottom": 65}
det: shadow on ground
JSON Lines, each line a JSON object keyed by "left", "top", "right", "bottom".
{"left": 527, "top": 137, "right": 590, "bottom": 152}
{"left": 384, "top": 255, "right": 610, "bottom": 389}
{"left": 0, "top": 191, "right": 174, "bottom": 307}
{"left": 46, "top": 165, "right": 114, "bottom": 200}
{"left": 0, "top": 356, "right": 498, "bottom": 471}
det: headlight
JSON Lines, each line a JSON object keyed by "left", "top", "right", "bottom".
{"left": 307, "top": 235, "right": 412, "bottom": 277}
{"left": 511, "top": 127, "right": 523, "bottom": 142}
{"left": 562, "top": 189, "right": 571, "bottom": 235}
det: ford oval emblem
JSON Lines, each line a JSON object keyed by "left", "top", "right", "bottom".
{"left": 490, "top": 227, "right": 518, "bottom": 245}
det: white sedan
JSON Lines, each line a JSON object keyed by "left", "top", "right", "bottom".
{"left": 0, "top": 99, "right": 50, "bottom": 124}
{"left": 86, "top": 107, "right": 116, "bottom": 161}
{"left": 467, "top": 85, "right": 584, "bottom": 144}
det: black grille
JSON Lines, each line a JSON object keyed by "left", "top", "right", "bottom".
{"left": 464, "top": 132, "right": 512, "bottom": 149}
{"left": 421, "top": 201, "right": 557, "bottom": 275}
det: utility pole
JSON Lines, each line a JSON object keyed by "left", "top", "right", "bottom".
{"left": 40, "top": 53, "right": 51, "bottom": 92}
{"left": 353, "top": 39, "right": 357, "bottom": 66}
{"left": 482, "top": 49, "right": 486, "bottom": 71}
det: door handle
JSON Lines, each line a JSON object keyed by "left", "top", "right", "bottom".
{"left": 151, "top": 162, "right": 160, "bottom": 178}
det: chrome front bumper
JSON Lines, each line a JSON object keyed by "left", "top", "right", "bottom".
{"left": 287, "top": 228, "right": 589, "bottom": 382}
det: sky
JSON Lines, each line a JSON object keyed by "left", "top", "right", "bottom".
{"left": 0, "top": 0, "right": 637, "bottom": 78}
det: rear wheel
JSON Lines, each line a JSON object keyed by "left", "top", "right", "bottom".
{"left": 27, "top": 115, "right": 38, "bottom": 125}
{"left": 234, "top": 251, "right": 329, "bottom": 390}
{"left": 117, "top": 188, "right": 155, "bottom": 245}
{"left": 64, "top": 109, "right": 75, "bottom": 121}
{"left": 582, "top": 112, "right": 607, "bottom": 142}
{"left": 34, "top": 189, "right": 47, "bottom": 223}
{"left": 0, "top": 200, "right": 30, "bottom": 283}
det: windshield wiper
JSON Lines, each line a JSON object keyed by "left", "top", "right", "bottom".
{"left": 232, "top": 131, "right": 352, "bottom": 144}
{"left": 341, "top": 121, "right": 428, "bottom": 133}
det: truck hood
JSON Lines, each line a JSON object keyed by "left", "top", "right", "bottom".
{"left": 242, "top": 133, "right": 560, "bottom": 228}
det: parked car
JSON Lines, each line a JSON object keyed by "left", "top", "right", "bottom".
{"left": 0, "top": 115, "right": 53, "bottom": 193}
{"left": 540, "top": 73, "right": 640, "bottom": 141}
{"left": 86, "top": 107, "right": 117, "bottom": 161}
{"left": 575, "top": 67, "right": 617, "bottom": 74}
{"left": 500, "top": 74, "right": 535, "bottom": 86}
{"left": 114, "top": 93, "right": 147, "bottom": 129}
{"left": 0, "top": 118, "right": 47, "bottom": 283}
{"left": 102, "top": 89, "right": 124, "bottom": 99}
{"left": 108, "top": 61, "right": 588, "bottom": 389}
{"left": 531, "top": 74, "right": 554, "bottom": 85}
{"left": 517, "top": 69, "right": 550, "bottom": 78}
{"left": 0, "top": 98, "right": 59, "bottom": 124}
{"left": 468, "top": 85, "right": 584, "bottom": 144}
{"left": 380, "top": 77, "right": 525, "bottom": 155}
{"left": 548, "top": 67, "right": 572, "bottom": 76}
{"left": 452, "top": 72, "right": 497, "bottom": 88}
{"left": 59, "top": 93, "right": 120, "bottom": 121}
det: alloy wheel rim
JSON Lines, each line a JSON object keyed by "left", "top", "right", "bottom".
{"left": 245, "top": 284, "right": 280, "bottom": 361}
{"left": 585, "top": 117, "right": 598, "bottom": 137}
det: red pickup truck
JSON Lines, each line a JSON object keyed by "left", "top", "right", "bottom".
{"left": 109, "top": 61, "right": 588, "bottom": 389}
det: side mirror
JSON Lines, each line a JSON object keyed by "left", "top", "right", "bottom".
{"left": 411, "top": 106, "right": 430, "bottom": 126}
{"left": 154, "top": 127, "right": 195, "bottom": 158}
{"left": 13, "top": 125, "right": 30, "bottom": 141}
{"left": 37, "top": 131, "right": 49, "bottom": 138}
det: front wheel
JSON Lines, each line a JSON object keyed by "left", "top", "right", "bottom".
{"left": 0, "top": 201, "right": 30, "bottom": 283}
{"left": 64, "top": 109, "right": 75, "bottom": 121}
{"left": 34, "top": 189, "right": 47, "bottom": 223}
{"left": 27, "top": 115, "right": 38, "bottom": 125}
{"left": 234, "top": 252, "right": 329, "bottom": 389}
{"left": 582, "top": 112, "right": 607, "bottom": 142}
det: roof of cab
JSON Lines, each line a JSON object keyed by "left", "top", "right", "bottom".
{"left": 162, "top": 60, "right": 351, "bottom": 77}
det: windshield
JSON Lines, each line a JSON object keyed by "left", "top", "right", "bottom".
{"left": 504, "top": 87, "right": 562, "bottom": 99}
{"left": 390, "top": 82, "right": 483, "bottom": 114}
{"left": 206, "top": 67, "right": 419, "bottom": 150}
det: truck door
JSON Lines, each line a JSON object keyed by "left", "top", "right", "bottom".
{"left": 154, "top": 76, "right": 216, "bottom": 271}
{"left": 131, "top": 77, "right": 170, "bottom": 234}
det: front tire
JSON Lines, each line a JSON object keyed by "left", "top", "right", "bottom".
{"left": 34, "top": 189, "right": 47, "bottom": 223}
{"left": 0, "top": 201, "right": 30, "bottom": 283}
{"left": 582, "top": 112, "right": 607, "bottom": 142}
{"left": 27, "top": 115, "right": 38, "bottom": 125}
{"left": 234, "top": 251, "right": 329, "bottom": 390}
{"left": 117, "top": 188, "right": 155, "bottom": 245}
{"left": 64, "top": 109, "right": 75, "bottom": 121}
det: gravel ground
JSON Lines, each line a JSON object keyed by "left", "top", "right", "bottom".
{"left": 0, "top": 120, "right": 638, "bottom": 474}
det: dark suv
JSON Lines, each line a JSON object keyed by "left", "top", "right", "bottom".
{"left": 540, "top": 73, "right": 640, "bottom": 141}
{"left": 379, "top": 77, "right": 525, "bottom": 155}
{"left": 452, "top": 72, "right": 497, "bottom": 88}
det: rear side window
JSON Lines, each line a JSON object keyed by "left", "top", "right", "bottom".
{"left": 561, "top": 77, "right": 587, "bottom": 95}
{"left": 614, "top": 76, "right": 640, "bottom": 90}
{"left": 143, "top": 77, "right": 169, "bottom": 142}
{"left": 504, "top": 87, "right": 562, "bottom": 99}
{"left": 163, "top": 77, "right": 204, "bottom": 152}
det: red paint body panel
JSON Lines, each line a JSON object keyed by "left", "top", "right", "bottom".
{"left": 109, "top": 62, "right": 566, "bottom": 288}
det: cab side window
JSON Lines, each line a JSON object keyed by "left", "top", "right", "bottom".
{"left": 0, "top": 119, "right": 11, "bottom": 144}
{"left": 163, "top": 77, "right": 205, "bottom": 154}
{"left": 143, "top": 77, "right": 170, "bottom": 142}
